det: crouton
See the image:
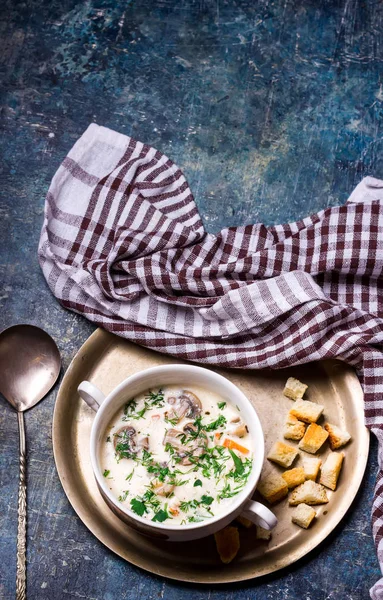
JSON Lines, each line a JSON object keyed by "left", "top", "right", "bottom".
{"left": 283, "top": 414, "right": 306, "bottom": 441}
{"left": 324, "top": 423, "right": 351, "bottom": 450}
{"left": 283, "top": 377, "right": 308, "bottom": 401}
{"left": 299, "top": 423, "right": 329, "bottom": 454}
{"left": 214, "top": 526, "right": 240, "bottom": 564}
{"left": 289, "top": 400, "right": 324, "bottom": 423}
{"left": 257, "top": 471, "right": 289, "bottom": 504}
{"left": 267, "top": 441, "right": 299, "bottom": 468}
{"left": 289, "top": 480, "right": 329, "bottom": 506}
{"left": 236, "top": 515, "right": 253, "bottom": 528}
{"left": 282, "top": 467, "right": 306, "bottom": 489}
{"left": 256, "top": 526, "right": 272, "bottom": 540}
{"left": 301, "top": 456, "right": 322, "bottom": 481}
{"left": 292, "top": 503, "right": 316, "bottom": 529}
{"left": 319, "top": 452, "right": 344, "bottom": 491}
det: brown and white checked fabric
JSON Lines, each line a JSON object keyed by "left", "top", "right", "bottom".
{"left": 39, "top": 124, "right": 383, "bottom": 597}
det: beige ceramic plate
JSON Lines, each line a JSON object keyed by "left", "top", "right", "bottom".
{"left": 53, "top": 328, "right": 369, "bottom": 583}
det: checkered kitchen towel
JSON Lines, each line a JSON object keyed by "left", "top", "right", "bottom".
{"left": 39, "top": 124, "right": 383, "bottom": 597}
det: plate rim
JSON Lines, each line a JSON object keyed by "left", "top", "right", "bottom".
{"left": 52, "top": 328, "right": 370, "bottom": 584}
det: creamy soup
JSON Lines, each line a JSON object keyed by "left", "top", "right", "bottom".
{"left": 101, "top": 385, "right": 254, "bottom": 525}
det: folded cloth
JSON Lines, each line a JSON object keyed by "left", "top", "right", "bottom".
{"left": 39, "top": 124, "right": 383, "bottom": 597}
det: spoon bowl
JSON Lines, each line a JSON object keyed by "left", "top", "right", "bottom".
{"left": 0, "top": 324, "right": 61, "bottom": 411}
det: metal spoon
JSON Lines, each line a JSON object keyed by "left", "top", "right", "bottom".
{"left": 0, "top": 324, "right": 61, "bottom": 600}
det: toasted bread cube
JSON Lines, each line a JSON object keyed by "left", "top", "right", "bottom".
{"left": 267, "top": 441, "right": 299, "bottom": 468}
{"left": 256, "top": 525, "right": 271, "bottom": 540}
{"left": 299, "top": 423, "right": 328, "bottom": 454}
{"left": 289, "top": 400, "right": 324, "bottom": 423}
{"left": 257, "top": 471, "right": 288, "bottom": 504}
{"left": 236, "top": 515, "right": 253, "bottom": 528}
{"left": 214, "top": 526, "right": 240, "bottom": 564}
{"left": 283, "top": 377, "right": 308, "bottom": 400}
{"left": 319, "top": 452, "right": 344, "bottom": 491}
{"left": 289, "top": 480, "right": 328, "bottom": 506}
{"left": 282, "top": 467, "right": 306, "bottom": 489}
{"left": 324, "top": 423, "right": 351, "bottom": 450}
{"left": 283, "top": 414, "right": 306, "bottom": 441}
{"left": 302, "top": 456, "right": 322, "bottom": 481}
{"left": 292, "top": 503, "right": 316, "bottom": 529}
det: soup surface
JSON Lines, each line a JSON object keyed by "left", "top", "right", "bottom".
{"left": 100, "top": 385, "right": 254, "bottom": 525}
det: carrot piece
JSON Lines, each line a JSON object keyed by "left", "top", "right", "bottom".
{"left": 214, "top": 432, "right": 223, "bottom": 443}
{"left": 223, "top": 438, "right": 249, "bottom": 455}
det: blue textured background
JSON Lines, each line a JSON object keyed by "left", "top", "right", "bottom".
{"left": 1, "top": 0, "right": 383, "bottom": 598}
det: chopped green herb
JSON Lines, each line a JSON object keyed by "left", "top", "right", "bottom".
{"left": 164, "top": 415, "right": 180, "bottom": 427}
{"left": 130, "top": 497, "right": 147, "bottom": 516}
{"left": 194, "top": 479, "right": 203, "bottom": 487}
{"left": 180, "top": 499, "right": 199, "bottom": 513}
{"left": 125, "top": 469, "right": 135, "bottom": 481}
{"left": 228, "top": 449, "right": 245, "bottom": 475}
{"left": 146, "top": 389, "right": 165, "bottom": 408}
{"left": 124, "top": 399, "right": 137, "bottom": 416}
{"left": 218, "top": 483, "right": 237, "bottom": 499}
{"left": 103, "top": 469, "right": 110, "bottom": 477}
{"left": 118, "top": 490, "right": 129, "bottom": 502}
{"left": 152, "top": 509, "right": 169, "bottom": 523}
{"left": 188, "top": 515, "right": 204, "bottom": 523}
{"left": 173, "top": 478, "right": 189, "bottom": 487}
{"left": 142, "top": 489, "right": 161, "bottom": 511}
{"left": 217, "top": 402, "right": 226, "bottom": 410}
{"left": 141, "top": 449, "right": 153, "bottom": 467}
{"left": 203, "top": 415, "right": 227, "bottom": 432}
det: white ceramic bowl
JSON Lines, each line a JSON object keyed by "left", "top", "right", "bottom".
{"left": 78, "top": 364, "right": 277, "bottom": 542}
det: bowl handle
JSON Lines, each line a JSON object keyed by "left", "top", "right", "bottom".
{"left": 78, "top": 381, "right": 106, "bottom": 412}
{"left": 241, "top": 499, "right": 278, "bottom": 530}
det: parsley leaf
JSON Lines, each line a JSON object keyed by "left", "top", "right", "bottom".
{"left": 217, "top": 402, "right": 226, "bottom": 410}
{"left": 103, "top": 469, "right": 110, "bottom": 477}
{"left": 152, "top": 509, "right": 169, "bottom": 522}
{"left": 194, "top": 479, "right": 203, "bottom": 487}
{"left": 200, "top": 495, "right": 214, "bottom": 506}
{"left": 130, "top": 497, "right": 147, "bottom": 516}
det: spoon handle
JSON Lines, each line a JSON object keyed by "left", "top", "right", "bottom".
{"left": 16, "top": 411, "right": 27, "bottom": 600}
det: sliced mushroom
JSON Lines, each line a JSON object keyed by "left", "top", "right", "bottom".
{"left": 137, "top": 436, "right": 149, "bottom": 450}
{"left": 163, "top": 428, "right": 185, "bottom": 452}
{"left": 153, "top": 481, "right": 175, "bottom": 497}
{"left": 113, "top": 426, "right": 136, "bottom": 451}
{"left": 165, "top": 398, "right": 190, "bottom": 424}
{"left": 228, "top": 418, "right": 247, "bottom": 438}
{"left": 164, "top": 427, "right": 207, "bottom": 465}
{"left": 183, "top": 422, "right": 197, "bottom": 434}
{"left": 230, "top": 423, "right": 247, "bottom": 438}
{"left": 180, "top": 390, "right": 202, "bottom": 418}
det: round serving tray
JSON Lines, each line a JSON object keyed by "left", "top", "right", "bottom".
{"left": 52, "top": 328, "right": 369, "bottom": 583}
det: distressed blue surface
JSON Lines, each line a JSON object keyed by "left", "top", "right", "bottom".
{"left": 1, "top": 0, "right": 383, "bottom": 598}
